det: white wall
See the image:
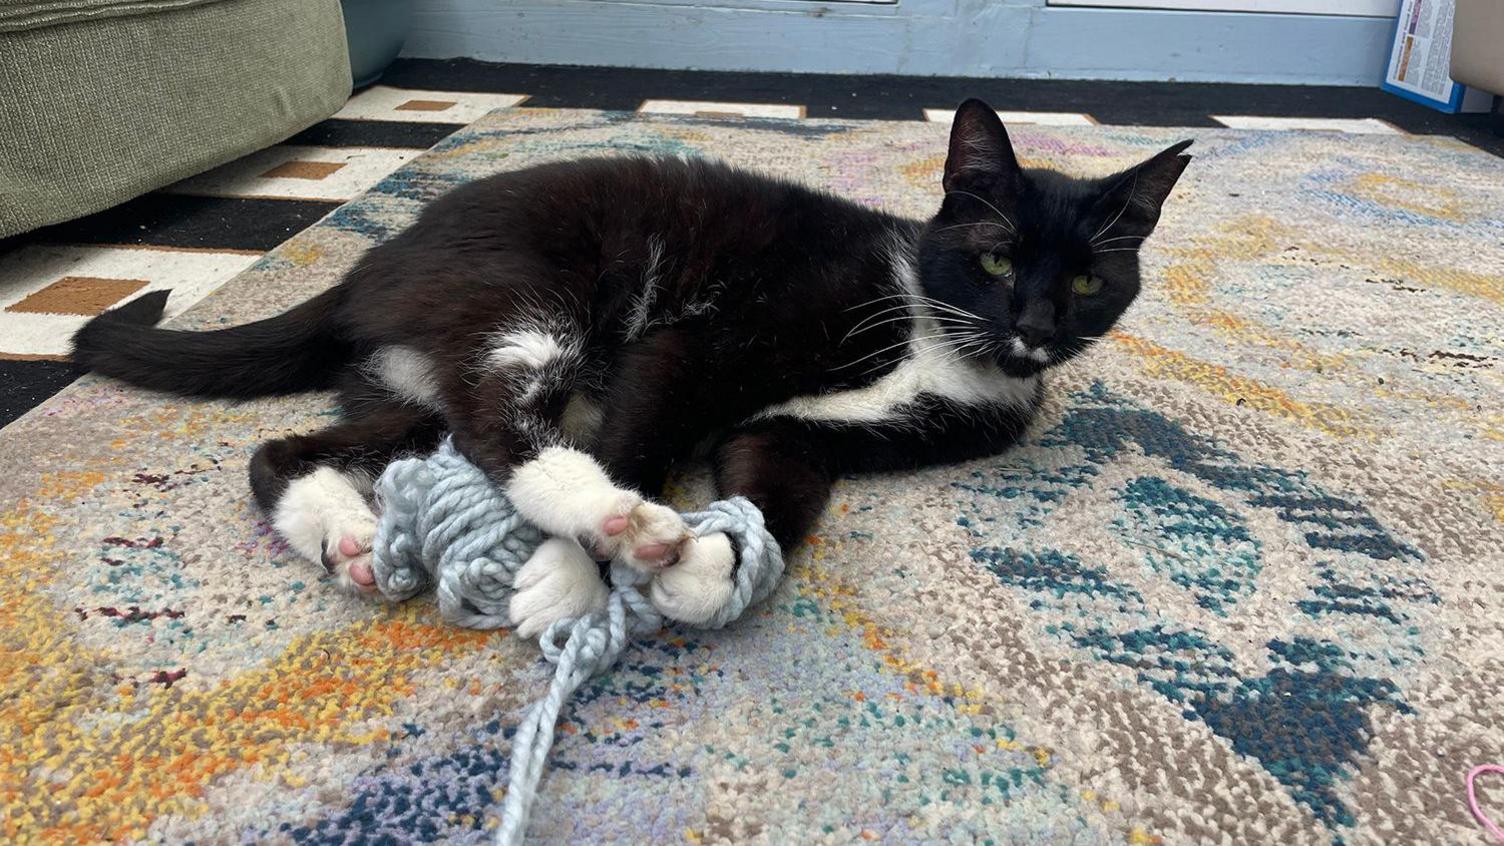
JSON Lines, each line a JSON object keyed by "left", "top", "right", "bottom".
{"left": 402, "top": 0, "right": 1398, "bottom": 85}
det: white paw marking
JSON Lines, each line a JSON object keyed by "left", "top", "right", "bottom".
{"left": 612, "top": 499, "right": 689, "bottom": 574}
{"left": 506, "top": 447, "right": 689, "bottom": 574}
{"left": 651, "top": 532, "right": 736, "bottom": 625}
{"left": 273, "top": 467, "right": 379, "bottom": 595}
{"left": 507, "top": 446, "right": 638, "bottom": 538}
{"left": 485, "top": 329, "right": 567, "bottom": 372}
{"left": 509, "top": 538, "right": 609, "bottom": 638}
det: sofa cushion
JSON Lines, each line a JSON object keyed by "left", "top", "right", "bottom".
{"left": 0, "top": 0, "right": 351, "bottom": 237}
{"left": 0, "top": 1, "right": 230, "bottom": 33}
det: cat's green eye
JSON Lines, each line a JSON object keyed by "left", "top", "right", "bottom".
{"left": 980, "top": 252, "right": 1013, "bottom": 277}
{"left": 1072, "top": 274, "right": 1105, "bottom": 296}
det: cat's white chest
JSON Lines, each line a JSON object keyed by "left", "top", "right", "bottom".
{"left": 753, "top": 326, "right": 1038, "bottom": 425}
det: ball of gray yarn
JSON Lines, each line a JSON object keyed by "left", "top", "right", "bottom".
{"left": 371, "top": 438, "right": 546, "bottom": 629}
{"left": 366, "top": 436, "right": 785, "bottom": 845}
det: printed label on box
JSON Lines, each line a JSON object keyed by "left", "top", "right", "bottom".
{"left": 1386, "top": 0, "right": 1457, "bottom": 100}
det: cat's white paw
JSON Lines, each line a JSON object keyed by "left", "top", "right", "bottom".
{"left": 650, "top": 532, "right": 736, "bottom": 625}
{"left": 507, "top": 446, "right": 688, "bottom": 573}
{"left": 273, "top": 466, "right": 379, "bottom": 595}
{"left": 601, "top": 499, "right": 691, "bottom": 574}
{"left": 322, "top": 532, "right": 378, "bottom": 594}
{"left": 509, "top": 538, "right": 610, "bottom": 639}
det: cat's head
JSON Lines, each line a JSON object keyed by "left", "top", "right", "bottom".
{"left": 916, "top": 99, "right": 1192, "bottom": 377}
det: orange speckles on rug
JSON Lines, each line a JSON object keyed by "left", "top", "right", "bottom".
{"left": 2, "top": 601, "right": 495, "bottom": 842}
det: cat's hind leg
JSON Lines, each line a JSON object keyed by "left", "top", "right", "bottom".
{"left": 249, "top": 402, "right": 443, "bottom": 594}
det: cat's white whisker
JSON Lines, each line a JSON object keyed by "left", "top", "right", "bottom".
{"left": 834, "top": 332, "right": 957, "bottom": 372}
{"left": 845, "top": 293, "right": 987, "bottom": 331}
{"left": 858, "top": 336, "right": 977, "bottom": 378}
{"left": 842, "top": 293, "right": 915, "bottom": 312}
{"left": 846, "top": 318, "right": 991, "bottom": 376}
{"left": 1090, "top": 235, "right": 1145, "bottom": 248}
{"left": 947, "top": 339, "right": 991, "bottom": 362}
{"left": 848, "top": 291, "right": 983, "bottom": 322}
{"left": 944, "top": 190, "right": 1017, "bottom": 234}
{"left": 841, "top": 306, "right": 919, "bottom": 342}
{"left": 895, "top": 293, "right": 986, "bottom": 322}
{"left": 931, "top": 221, "right": 1014, "bottom": 237}
{"left": 842, "top": 301, "right": 982, "bottom": 345}
{"left": 844, "top": 314, "right": 977, "bottom": 343}
{"left": 844, "top": 302, "right": 928, "bottom": 330}
{"left": 876, "top": 305, "right": 979, "bottom": 326}
{"left": 1090, "top": 171, "right": 1139, "bottom": 243}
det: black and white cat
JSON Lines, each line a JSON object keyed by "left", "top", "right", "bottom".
{"left": 73, "top": 100, "right": 1191, "bottom": 636}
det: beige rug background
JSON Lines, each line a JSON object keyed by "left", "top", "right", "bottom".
{"left": 2, "top": 109, "right": 1501, "bottom": 844}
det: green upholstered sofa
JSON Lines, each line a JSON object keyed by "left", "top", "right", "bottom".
{"left": 0, "top": 0, "right": 353, "bottom": 238}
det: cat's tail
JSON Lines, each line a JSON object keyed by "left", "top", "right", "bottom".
{"left": 71, "top": 287, "right": 352, "bottom": 399}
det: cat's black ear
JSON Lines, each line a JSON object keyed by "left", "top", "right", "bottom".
{"left": 1091, "top": 140, "right": 1194, "bottom": 237}
{"left": 943, "top": 99, "right": 1020, "bottom": 193}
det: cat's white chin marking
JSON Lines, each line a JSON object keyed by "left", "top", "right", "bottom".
{"left": 507, "top": 446, "right": 688, "bottom": 572}
{"left": 272, "top": 466, "right": 379, "bottom": 594}
{"left": 509, "top": 538, "right": 610, "bottom": 638}
{"left": 651, "top": 532, "right": 736, "bottom": 624}
{"left": 1009, "top": 337, "right": 1050, "bottom": 364}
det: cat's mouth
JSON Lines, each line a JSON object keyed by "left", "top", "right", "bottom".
{"left": 934, "top": 325, "right": 1051, "bottom": 371}
{"left": 1007, "top": 337, "right": 1051, "bottom": 365}
{"left": 991, "top": 337, "right": 1052, "bottom": 377}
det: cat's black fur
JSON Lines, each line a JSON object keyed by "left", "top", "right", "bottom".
{"left": 73, "top": 100, "right": 1190, "bottom": 562}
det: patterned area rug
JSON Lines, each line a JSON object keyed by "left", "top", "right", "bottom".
{"left": 3, "top": 109, "right": 1501, "bottom": 845}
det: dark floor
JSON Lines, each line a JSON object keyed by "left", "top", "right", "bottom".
{"left": 385, "top": 59, "right": 1504, "bottom": 154}
{"left": 2, "top": 59, "right": 1500, "bottom": 427}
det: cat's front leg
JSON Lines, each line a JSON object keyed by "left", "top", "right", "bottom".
{"left": 250, "top": 403, "right": 444, "bottom": 596}
{"left": 506, "top": 445, "right": 691, "bottom": 572}
{"left": 650, "top": 406, "right": 1033, "bottom": 625}
{"left": 440, "top": 322, "right": 691, "bottom": 573}
{"left": 646, "top": 419, "right": 834, "bottom": 623}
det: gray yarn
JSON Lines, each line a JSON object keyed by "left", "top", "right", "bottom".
{"left": 370, "top": 438, "right": 785, "bottom": 845}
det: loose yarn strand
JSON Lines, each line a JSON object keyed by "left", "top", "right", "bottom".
{"left": 370, "top": 439, "right": 783, "bottom": 846}
{"left": 1468, "top": 764, "right": 1504, "bottom": 843}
